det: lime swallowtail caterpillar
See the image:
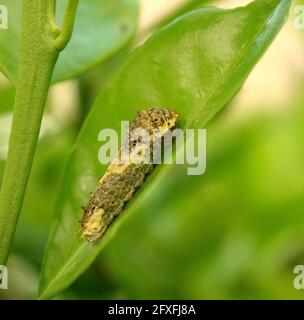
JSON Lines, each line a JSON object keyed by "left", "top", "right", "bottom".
{"left": 81, "top": 108, "right": 179, "bottom": 244}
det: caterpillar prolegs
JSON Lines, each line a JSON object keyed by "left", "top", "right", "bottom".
{"left": 81, "top": 108, "right": 179, "bottom": 244}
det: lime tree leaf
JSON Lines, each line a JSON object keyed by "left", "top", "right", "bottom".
{"left": 0, "top": 84, "right": 15, "bottom": 114}
{"left": 38, "top": 0, "right": 291, "bottom": 299}
{"left": 0, "top": 0, "right": 139, "bottom": 83}
{"left": 149, "top": 0, "right": 210, "bottom": 32}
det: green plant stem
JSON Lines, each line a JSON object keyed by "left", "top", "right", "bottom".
{"left": 0, "top": 0, "right": 79, "bottom": 265}
{"left": 54, "top": 0, "right": 79, "bottom": 51}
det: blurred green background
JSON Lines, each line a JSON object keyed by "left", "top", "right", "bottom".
{"left": 1, "top": 0, "right": 304, "bottom": 299}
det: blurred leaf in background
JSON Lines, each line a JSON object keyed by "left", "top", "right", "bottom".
{"left": 0, "top": 0, "right": 139, "bottom": 83}
{"left": 0, "top": 83, "right": 14, "bottom": 115}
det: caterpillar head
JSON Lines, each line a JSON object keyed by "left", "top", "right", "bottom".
{"left": 131, "top": 108, "right": 179, "bottom": 134}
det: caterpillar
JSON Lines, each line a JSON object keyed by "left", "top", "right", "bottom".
{"left": 81, "top": 108, "right": 179, "bottom": 244}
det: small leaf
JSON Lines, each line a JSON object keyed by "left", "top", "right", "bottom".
{"left": 39, "top": 0, "right": 291, "bottom": 299}
{"left": 0, "top": 0, "right": 139, "bottom": 83}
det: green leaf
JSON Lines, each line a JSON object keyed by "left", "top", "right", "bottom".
{"left": 0, "top": 84, "right": 15, "bottom": 114}
{"left": 0, "top": 0, "right": 139, "bottom": 83}
{"left": 38, "top": 0, "right": 291, "bottom": 299}
{"left": 150, "top": 0, "right": 210, "bottom": 32}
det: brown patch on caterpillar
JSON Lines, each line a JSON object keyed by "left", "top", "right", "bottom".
{"left": 81, "top": 108, "right": 179, "bottom": 244}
